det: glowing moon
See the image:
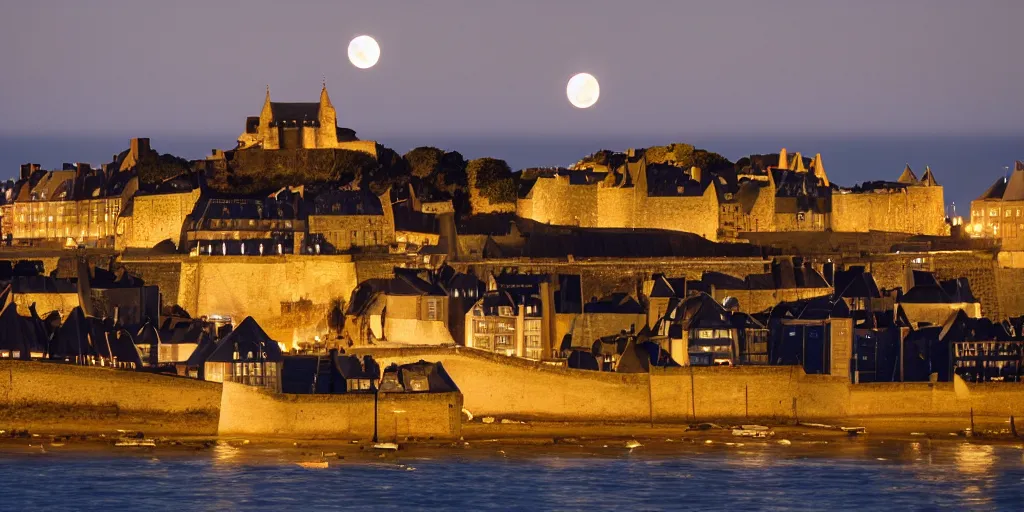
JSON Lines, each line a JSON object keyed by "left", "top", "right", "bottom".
{"left": 347, "top": 35, "right": 380, "bottom": 69}
{"left": 566, "top": 72, "right": 600, "bottom": 109}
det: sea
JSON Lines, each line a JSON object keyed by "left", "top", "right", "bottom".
{"left": 0, "top": 441, "right": 1022, "bottom": 510}
{"left": 0, "top": 133, "right": 1022, "bottom": 211}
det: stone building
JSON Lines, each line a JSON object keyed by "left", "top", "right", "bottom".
{"left": 968, "top": 161, "right": 1024, "bottom": 248}
{"left": 3, "top": 140, "right": 155, "bottom": 247}
{"left": 184, "top": 186, "right": 394, "bottom": 256}
{"left": 464, "top": 273, "right": 557, "bottom": 360}
{"left": 343, "top": 268, "right": 453, "bottom": 346}
{"left": 236, "top": 85, "right": 377, "bottom": 157}
{"left": 517, "top": 147, "right": 948, "bottom": 242}
{"left": 115, "top": 176, "right": 202, "bottom": 251}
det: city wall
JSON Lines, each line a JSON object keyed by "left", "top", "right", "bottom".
{"left": 831, "top": 186, "right": 948, "bottom": 236}
{"left": 518, "top": 177, "right": 721, "bottom": 240}
{"left": 358, "top": 347, "right": 1024, "bottom": 423}
{"left": 116, "top": 189, "right": 201, "bottom": 251}
{"left": 0, "top": 361, "right": 221, "bottom": 434}
{"left": 217, "top": 382, "right": 462, "bottom": 440}
{"left": 122, "top": 254, "right": 363, "bottom": 344}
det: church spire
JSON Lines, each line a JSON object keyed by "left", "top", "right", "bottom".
{"left": 320, "top": 80, "right": 333, "bottom": 108}
{"left": 260, "top": 85, "right": 272, "bottom": 120}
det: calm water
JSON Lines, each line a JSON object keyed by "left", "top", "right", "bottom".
{"left": 1, "top": 134, "right": 1022, "bottom": 209}
{"left": 0, "top": 442, "right": 1022, "bottom": 511}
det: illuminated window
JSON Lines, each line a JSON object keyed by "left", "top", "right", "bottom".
{"left": 426, "top": 299, "right": 438, "bottom": 321}
{"left": 990, "top": 209, "right": 999, "bottom": 217}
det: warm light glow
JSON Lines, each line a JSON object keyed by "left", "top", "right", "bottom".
{"left": 566, "top": 72, "right": 600, "bottom": 109}
{"left": 348, "top": 35, "right": 381, "bottom": 69}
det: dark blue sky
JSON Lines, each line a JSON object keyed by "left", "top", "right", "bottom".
{"left": 1, "top": 0, "right": 1022, "bottom": 140}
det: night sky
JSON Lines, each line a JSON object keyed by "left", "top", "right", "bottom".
{"left": 1, "top": 0, "right": 1022, "bottom": 140}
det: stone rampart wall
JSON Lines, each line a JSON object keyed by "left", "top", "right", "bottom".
{"left": 832, "top": 186, "right": 948, "bottom": 236}
{"left": 0, "top": 361, "right": 221, "bottom": 434}
{"left": 117, "top": 190, "right": 200, "bottom": 250}
{"left": 217, "top": 382, "right": 461, "bottom": 440}
{"left": 355, "top": 347, "right": 1024, "bottom": 423}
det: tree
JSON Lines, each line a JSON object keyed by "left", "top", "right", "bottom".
{"left": 467, "top": 157, "right": 516, "bottom": 204}
{"left": 136, "top": 152, "right": 192, "bottom": 186}
{"left": 404, "top": 147, "right": 444, "bottom": 178}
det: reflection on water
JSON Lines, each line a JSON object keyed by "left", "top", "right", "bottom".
{"left": 1, "top": 442, "right": 1023, "bottom": 511}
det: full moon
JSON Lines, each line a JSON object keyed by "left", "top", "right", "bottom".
{"left": 347, "top": 35, "right": 380, "bottom": 69}
{"left": 566, "top": 72, "right": 600, "bottom": 109}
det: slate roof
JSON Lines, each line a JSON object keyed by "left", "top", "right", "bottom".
{"left": 312, "top": 189, "right": 384, "bottom": 215}
{"left": 833, "top": 267, "right": 881, "bottom": 299}
{"left": 1002, "top": 165, "right": 1024, "bottom": 201}
{"left": 51, "top": 307, "right": 91, "bottom": 358}
{"left": 206, "top": 316, "right": 283, "bottom": 363}
{"left": 0, "top": 303, "right": 45, "bottom": 357}
{"left": 584, "top": 293, "right": 644, "bottom": 314}
{"left": 977, "top": 177, "right": 1008, "bottom": 201}
{"left": 269, "top": 102, "right": 320, "bottom": 123}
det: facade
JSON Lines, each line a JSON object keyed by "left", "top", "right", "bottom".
{"left": 968, "top": 161, "right": 1024, "bottom": 248}
{"left": 465, "top": 274, "right": 557, "bottom": 360}
{"left": 5, "top": 141, "right": 145, "bottom": 247}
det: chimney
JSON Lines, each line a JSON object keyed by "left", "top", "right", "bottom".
{"left": 689, "top": 166, "right": 702, "bottom": 184}
{"left": 778, "top": 148, "right": 789, "bottom": 169}
{"left": 130, "top": 138, "right": 151, "bottom": 160}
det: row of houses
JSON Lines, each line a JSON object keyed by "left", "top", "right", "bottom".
{"left": 338, "top": 261, "right": 1017, "bottom": 383}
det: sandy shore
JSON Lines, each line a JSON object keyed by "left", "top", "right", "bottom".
{"left": 1, "top": 414, "right": 1020, "bottom": 463}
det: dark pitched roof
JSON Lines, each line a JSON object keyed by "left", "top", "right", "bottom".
{"left": 206, "top": 316, "right": 283, "bottom": 363}
{"left": 51, "top": 307, "right": 91, "bottom": 358}
{"left": 312, "top": 189, "right": 384, "bottom": 215}
{"left": 0, "top": 303, "right": 44, "bottom": 357}
{"left": 1003, "top": 166, "right": 1024, "bottom": 201}
{"left": 977, "top": 176, "right": 1008, "bottom": 201}
{"left": 833, "top": 267, "right": 881, "bottom": 299}
{"left": 269, "top": 102, "right": 320, "bottom": 123}
{"left": 584, "top": 293, "right": 644, "bottom": 314}
{"left": 390, "top": 268, "right": 446, "bottom": 296}
{"left": 648, "top": 274, "right": 681, "bottom": 298}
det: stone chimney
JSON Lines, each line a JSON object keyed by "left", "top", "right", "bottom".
{"left": 689, "top": 166, "right": 702, "bottom": 184}
{"left": 20, "top": 163, "right": 40, "bottom": 181}
{"left": 130, "top": 138, "right": 151, "bottom": 160}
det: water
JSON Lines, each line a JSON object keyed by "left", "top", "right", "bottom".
{"left": 0, "top": 442, "right": 1022, "bottom": 511}
{"left": 0, "top": 133, "right": 1022, "bottom": 211}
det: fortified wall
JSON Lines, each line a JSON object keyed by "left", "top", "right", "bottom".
{"left": 116, "top": 189, "right": 202, "bottom": 251}
{"left": 832, "top": 186, "right": 948, "bottom": 235}
{"left": 360, "top": 347, "right": 1024, "bottom": 424}
{"left": 518, "top": 176, "right": 721, "bottom": 241}
{"left": 0, "top": 361, "right": 221, "bottom": 434}
{"left": 217, "top": 382, "right": 462, "bottom": 440}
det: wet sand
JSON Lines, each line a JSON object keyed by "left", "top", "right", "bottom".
{"left": 1, "top": 414, "right": 1021, "bottom": 463}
